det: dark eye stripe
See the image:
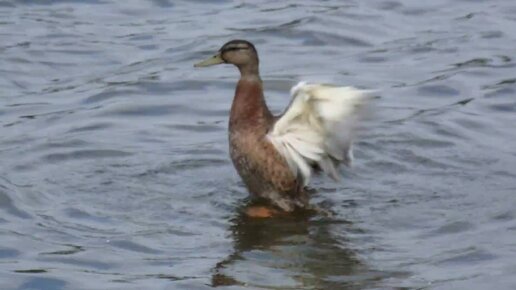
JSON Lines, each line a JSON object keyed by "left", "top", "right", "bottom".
{"left": 222, "top": 46, "right": 249, "bottom": 53}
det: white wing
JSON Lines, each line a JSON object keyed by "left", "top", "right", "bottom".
{"left": 267, "top": 82, "right": 372, "bottom": 186}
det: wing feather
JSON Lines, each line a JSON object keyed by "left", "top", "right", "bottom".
{"left": 267, "top": 82, "right": 372, "bottom": 186}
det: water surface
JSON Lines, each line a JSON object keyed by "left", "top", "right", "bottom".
{"left": 1, "top": 0, "right": 516, "bottom": 289}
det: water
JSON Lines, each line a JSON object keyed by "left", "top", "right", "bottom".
{"left": 1, "top": 0, "right": 516, "bottom": 289}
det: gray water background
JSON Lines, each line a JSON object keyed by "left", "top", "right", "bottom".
{"left": 1, "top": 0, "right": 516, "bottom": 289}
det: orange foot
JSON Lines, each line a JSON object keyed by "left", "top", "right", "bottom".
{"left": 245, "top": 205, "right": 282, "bottom": 218}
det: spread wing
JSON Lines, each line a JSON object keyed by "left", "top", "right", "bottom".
{"left": 267, "top": 82, "right": 372, "bottom": 186}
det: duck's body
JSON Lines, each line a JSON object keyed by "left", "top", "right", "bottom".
{"left": 195, "top": 40, "right": 369, "bottom": 213}
{"left": 229, "top": 77, "right": 307, "bottom": 211}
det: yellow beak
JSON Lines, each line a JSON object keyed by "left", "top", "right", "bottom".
{"left": 194, "top": 53, "right": 225, "bottom": 67}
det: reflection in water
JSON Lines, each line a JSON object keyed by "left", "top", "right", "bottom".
{"left": 212, "top": 205, "right": 370, "bottom": 290}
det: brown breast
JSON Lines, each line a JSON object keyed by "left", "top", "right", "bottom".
{"left": 228, "top": 77, "right": 300, "bottom": 197}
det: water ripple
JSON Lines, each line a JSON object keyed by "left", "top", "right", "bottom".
{"left": 1, "top": 0, "right": 516, "bottom": 289}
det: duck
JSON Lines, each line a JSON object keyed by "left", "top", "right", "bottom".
{"left": 194, "top": 40, "right": 370, "bottom": 217}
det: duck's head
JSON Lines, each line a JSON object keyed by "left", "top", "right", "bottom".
{"left": 194, "top": 40, "right": 259, "bottom": 75}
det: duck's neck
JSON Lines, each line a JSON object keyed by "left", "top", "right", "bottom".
{"left": 229, "top": 71, "right": 273, "bottom": 132}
